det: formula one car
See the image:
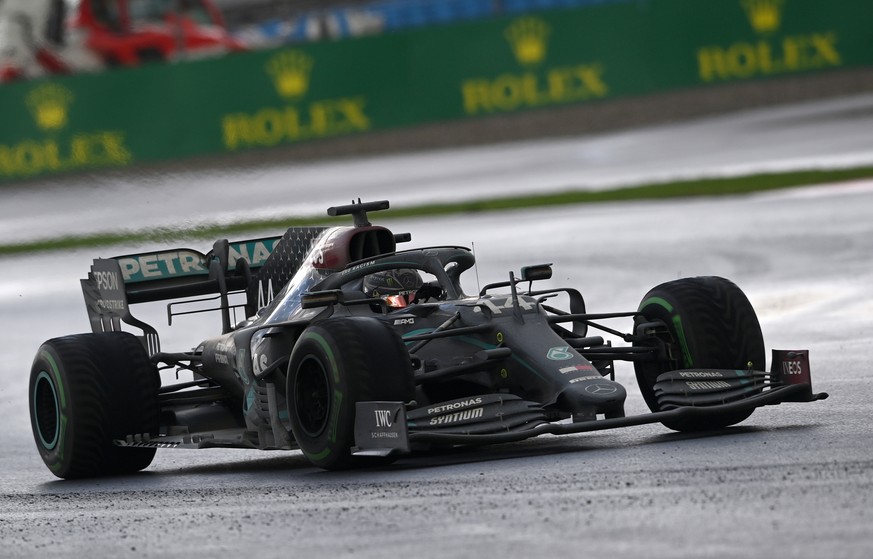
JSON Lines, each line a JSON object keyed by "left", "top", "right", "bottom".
{"left": 29, "top": 200, "right": 828, "bottom": 478}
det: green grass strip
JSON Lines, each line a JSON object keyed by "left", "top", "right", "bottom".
{"left": 3, "top": 165, "right": 873, "bottom": 256}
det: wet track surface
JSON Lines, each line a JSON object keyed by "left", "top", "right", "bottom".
{"left": 1, "top": 98, "right": 873, "bottom": 557}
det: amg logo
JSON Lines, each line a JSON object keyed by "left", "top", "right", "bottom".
{"left": 374, "top": 409, "right": 393, "bottom": 428}
{"left": 94, "top": 271, "right": 120, "bottom": 291}
{"left": 393, "top": 318, "right": 415, "bottom": 326}
{"left": 430, "top": 407, "right": 484, "bottom": 426}
{"left": 686, "top": 381, "right": 732, "bottom": 390}
{"left": 679, "top": 371, "right": 724, "bottom": 378}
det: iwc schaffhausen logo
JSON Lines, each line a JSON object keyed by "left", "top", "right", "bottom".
{"left": 265, "top": 50, "right": 314, "bottom": 99}
{"left": 504, "top": 17, "right": 550, "bottom": 66}
{"left": 25, "top": 83, "right": 74, "bottom": 130}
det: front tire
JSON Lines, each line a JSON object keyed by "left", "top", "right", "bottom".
{"left": 29, "top": 332, "right": 160, "bottom": 479}
{"left": 287, "top": 317, "right": 414, "bottom": 470}
{"left": 633, "top": 276, "right": 765, "bottom": 432}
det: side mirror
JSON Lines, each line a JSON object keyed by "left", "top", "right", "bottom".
{"left": 520, "top": 263, "right": 552, "bottom": 282}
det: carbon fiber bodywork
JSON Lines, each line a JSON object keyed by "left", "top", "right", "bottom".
{"left": 73, "top": 200, "right": 826, "bottom": 467}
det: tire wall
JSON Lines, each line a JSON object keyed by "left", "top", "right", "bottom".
{"left": 2, "top": 0, "right": 872, "bottom": 181}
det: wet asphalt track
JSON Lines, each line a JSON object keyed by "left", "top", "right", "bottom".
{"left": 1, "top": 98, "right": 873, "bottom": 557}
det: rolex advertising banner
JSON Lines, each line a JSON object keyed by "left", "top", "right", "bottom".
{"left": 1, "top": 0, "right": 871, "bottom": 181}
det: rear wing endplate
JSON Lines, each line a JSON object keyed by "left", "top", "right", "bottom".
{"left": 80, "top": 235, "right": 284, "bottom": 353}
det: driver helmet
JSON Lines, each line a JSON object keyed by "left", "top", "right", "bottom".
{"left": 363, "top": 268, "right": 423, "bottom": 309}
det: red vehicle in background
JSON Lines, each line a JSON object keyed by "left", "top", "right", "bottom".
{"left": 73, "top": 0, "right": 245, "bottom": 66}
{"left": 0, "top": 0, "right": 244, "bottom": 82}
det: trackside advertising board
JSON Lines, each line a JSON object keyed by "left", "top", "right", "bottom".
{"left": 1, "top": 0, "right": 871, "bottom": 181}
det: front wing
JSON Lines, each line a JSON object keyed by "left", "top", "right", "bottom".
{"left": 352, "top": 375, "right": 827, "bottom": 457}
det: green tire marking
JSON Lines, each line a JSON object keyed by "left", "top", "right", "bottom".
{"left": 307, "top": 447, "right": 332, "bottom": 461}
{"left": 672, "top": 315, "right": 693, "bottom": 367}
{"left": 42, "top": 352, "right": 66, "bottom": 407}
{"left": 639, "top": 296, "right": 674, "bottom": 314}
{"left": 305, "top": 332, "right": 340, "bottom": 384}
{"left": 33, "top": 371, "right": 60, "bottom": 450}
{"left": 299, "top": 331, "right": 345, "bottom": 460}
{"left": 641, "top": 296, "right": 693, "bottom": 367}
{"left": 40, "top": 350, "right": 68, "bottom": 467}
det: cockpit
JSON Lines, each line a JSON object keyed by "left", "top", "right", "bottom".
{"left": 256, "top": 242, "right": 476, "bottom": 325}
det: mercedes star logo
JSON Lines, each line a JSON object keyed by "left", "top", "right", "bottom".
{"left": 585, "top": 383, "right": 618, "bottom": 395}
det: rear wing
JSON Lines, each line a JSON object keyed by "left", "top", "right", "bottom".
{"left": 81, "top": 227, "right": 327, "bottom": 354}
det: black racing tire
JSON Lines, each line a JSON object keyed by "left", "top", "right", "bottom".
{"left": 633, "top": 276, "right": 765, "bottom": 432}
{"left": 29, "top": 332, "right": 160, "bottom": 479}
{"left": 287, "top": 317, "right": 414, "bottom": 470}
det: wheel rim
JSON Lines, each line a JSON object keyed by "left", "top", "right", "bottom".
{"left": 294, "top": 355, "right": 330, "bottom": 438}
{"left": 33, "top": 371, "right": 60, "bottom": 450}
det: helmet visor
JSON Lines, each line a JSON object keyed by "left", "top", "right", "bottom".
{"left": 382, "top": 291, "right": 417, "bottom": 308}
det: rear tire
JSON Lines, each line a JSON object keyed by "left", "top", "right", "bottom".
{"left": 29, "top": 332, "right": 160, "bottom": 479}
{"left": 287, "top": 317, "right": 414, "bottom": 470}
{"left": 633, "top": 276, "right": 765, "bottom": 432}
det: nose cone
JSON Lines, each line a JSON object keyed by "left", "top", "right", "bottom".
{"left": 556, "top": 378, "right": 627, "bottom": 417}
